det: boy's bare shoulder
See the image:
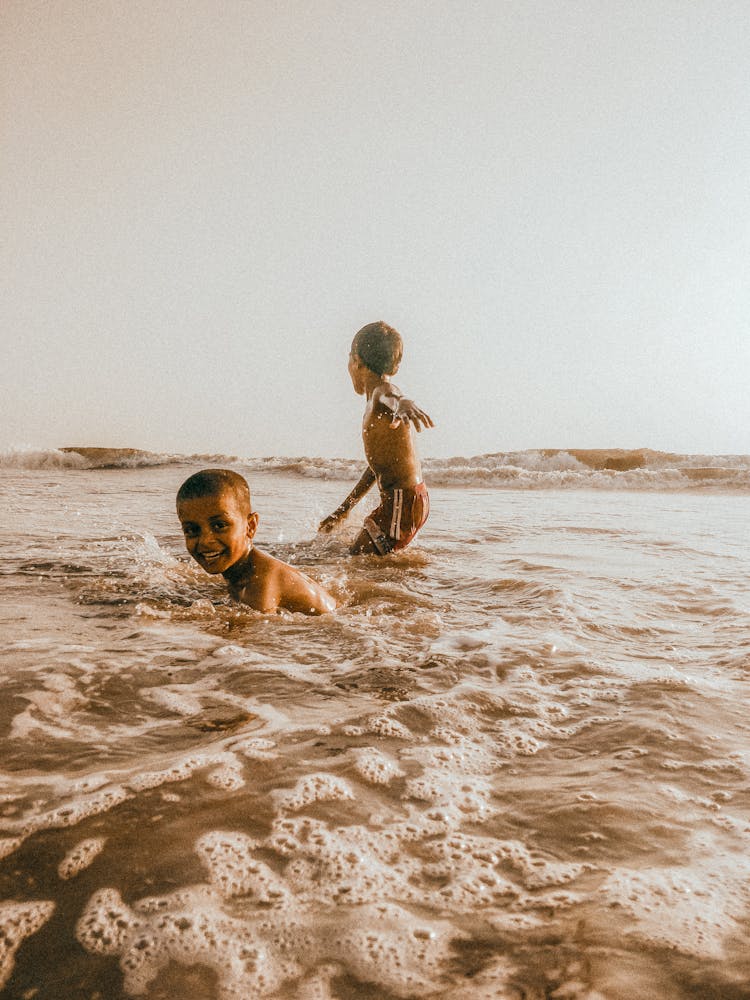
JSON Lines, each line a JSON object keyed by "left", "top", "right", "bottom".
{"left": 265, "top": 550, "right": 336, "bottom": 615}
{"left": 369, "top": 383, "right": 434, "bottom": 433}
{"left": 371, "top": 381, "right": 402, "bottom": 401}
{"left": 229, "top": 549, "right": 334, "bottom": 615}
{"left": 370, "top": 382, "right": 404, "bottom": 415}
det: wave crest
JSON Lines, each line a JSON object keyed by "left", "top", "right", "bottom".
{"left": 3, "top": 446, "right": 749, "bottom": 490}
{"left": 0, "top": 446, "right": 89, "bottom": 470}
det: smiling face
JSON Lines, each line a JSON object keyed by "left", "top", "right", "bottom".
{"left": 177, "top": 488, "right": 258, "bottom": 575}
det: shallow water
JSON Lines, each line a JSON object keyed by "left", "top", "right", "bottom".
{"left": 2, "top": 465, "right": 750, "bottom": 999}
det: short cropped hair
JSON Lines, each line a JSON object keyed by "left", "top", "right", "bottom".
{"left": 176, "top": 469, "right": 251, "bottom": 513}
{"left": 351, "top": 321, "right": 403, "bottom": 377}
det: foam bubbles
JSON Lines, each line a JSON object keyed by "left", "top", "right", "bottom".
{"left": 351, "top": 747, "right": 404, "bottom": 785}
{"left": 196, "top": 831, "right": 289, "bottom": 903}
{"left": 76, "top": 885, "right": 295, "bottom": 997}
{"left": 232, "top": 737, "right": 277, "bottom": 761}
{"left": 76, "top": 867, "right": 457, "bottom": 999}
{"left": 5, "top": 785, "right": 132, "bottom": 838}
{"left": 334, "top": 902, "right": 458, "bottom": 996}
{"left": 344, "top": 715, "right": 413, "bottom": 739}
{"left": 58, "top": 837, "right": 107, "bottom": 879}
{"left": 275, "top": 773, "right": 355, "bottom": 812}
{"left": 601, "top": 858, "right": 750, "bottom": 959}
{"left": 0, "top": 837, "right": 23, "bottom": 861}
{"left": 128, "top": 750, "right": 249, "bottom": 794}
{"left": 0, "top": 900, "right": 55, "bottom": 989}
{"left": 128, "top": 759, "right": 201, "bottom": 792}
{"left": 70, "top": 781, "right": 615, "bottom": 1000}
{"left": 143, "top": 686, "right": 205, "bottom": 716}
{"left": 206, "top": 754, "right": 246, "bottom": 791}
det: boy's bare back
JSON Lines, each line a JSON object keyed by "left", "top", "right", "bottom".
{"left": 361, "top": 382, "right": 425, "bottom": 491}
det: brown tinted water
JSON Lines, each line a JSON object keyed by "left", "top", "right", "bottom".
{"left": 1, "top": 467, "right": 750, "bottom": 999}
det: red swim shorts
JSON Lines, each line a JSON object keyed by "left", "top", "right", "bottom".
{"left": 363, "top": 482, "right": 430, "bottom": 554}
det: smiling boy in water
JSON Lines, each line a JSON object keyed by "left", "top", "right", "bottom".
{"left": 319, "top": 321, "right": 434, "bottom": 554}
{"left": 177, "top": 469, "right": 336, "bottom": 614}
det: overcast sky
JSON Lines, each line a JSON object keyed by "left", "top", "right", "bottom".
{"left": 3, "top": 1, "right": 749, "bottom": 459}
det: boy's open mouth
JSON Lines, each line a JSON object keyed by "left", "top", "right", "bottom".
{"left": 199, "top": 550, "right": 225, "bottom": 565}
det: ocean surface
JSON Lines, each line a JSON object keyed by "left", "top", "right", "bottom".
{"left": 2, "top": 446, "right": 750, "bottom": 1000}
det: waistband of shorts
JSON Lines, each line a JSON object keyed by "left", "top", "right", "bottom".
{"left": 380, "top": 480, "right": 428, "bottom": 499}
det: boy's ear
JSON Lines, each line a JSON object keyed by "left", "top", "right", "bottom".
{"left": 246, "top": 512, "right": 259, "bottom": 539}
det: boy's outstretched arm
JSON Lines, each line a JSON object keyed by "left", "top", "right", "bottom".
{"left": 318, "top": 467, "right": 376, "bottom": 533}
{"left": 376, "top": 385, "right": 435, "bottom": 432}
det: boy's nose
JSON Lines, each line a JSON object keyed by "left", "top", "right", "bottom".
{"left": 196, "top": 529, "right": 218, "bottom": 548}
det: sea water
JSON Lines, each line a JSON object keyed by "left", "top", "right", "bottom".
{"left": 1, "top": 448, "right": 750, "bottom": 999}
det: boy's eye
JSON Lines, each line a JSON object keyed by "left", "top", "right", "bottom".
{"left": 211, "top": 521, "right": 229, "bottom": 530}
{"left": 182, "top": 525, "right": 198, "bottom": 537}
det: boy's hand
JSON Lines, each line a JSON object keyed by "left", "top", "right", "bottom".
{"left": 319, "top": 470, "right": 373, "bottom": 533}
{"left": 318, "top": 511, "right": 345, "bottom": 533}
{"left": 390, "top": 397, "right": 435, "bottom": 432}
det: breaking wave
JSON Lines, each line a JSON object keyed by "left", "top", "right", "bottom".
{"left": 2, "top": 445, "right": 749, "bottom": 491}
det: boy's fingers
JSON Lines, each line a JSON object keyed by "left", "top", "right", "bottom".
{"left": 392, "top": 407, "right": 433, "bottom": 431}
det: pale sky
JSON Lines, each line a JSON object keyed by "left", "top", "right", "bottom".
{"left": 3, "top": 1, "right": 749, "bottom": 460}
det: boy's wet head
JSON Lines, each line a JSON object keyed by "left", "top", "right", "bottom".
{"left": 351, "top": 321, "right": 403, "bottom": 377}
{"left": 176, "top": 469, "right": 251, "bottom": 514}
{"left": 176, "top": 469, "right": 256, "bottom": 575}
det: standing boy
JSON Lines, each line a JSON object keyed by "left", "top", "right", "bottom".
{"left": 319, "top": 321, "right": 434, "bottom": 555}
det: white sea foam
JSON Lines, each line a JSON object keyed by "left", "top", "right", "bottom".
{"left": 0, "top": 900, "right": 55, "bottom": 989}
{"left": 127, "top": 750, "right": 249, "bottom": 793}
{"left": 0, "top": 445, "right": 88, "bottom": 469}
{"left": 196, "top": 830, "right": 289, "bottom": 903}
{"left": 274, "top": 773, "right": 356, "bottom": 812}
{"left": 350, "top": 747, "right": 404, "bottom": 785}
{"left": 77, "top": 880, "right": 457, "bottom": 998}
{"left": 206, "top": 754, "right": 246, "bottom": 791}
{"left": 601, "top": 855, "right": 750, "bottom": 959}
{"left": 58, "top": 838, "right": 107, "bottom": 879}
{"left": 74, "top": 787, "right": 597, "bottom": 999}
{"left": 0, "top": 837, "right": 24, "bottom": 860}
{"left": 231, "top": 737, "right": 277, "bottom": 761}
{"left": 10, "top": 786, "right": 132, "bottom": 838}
